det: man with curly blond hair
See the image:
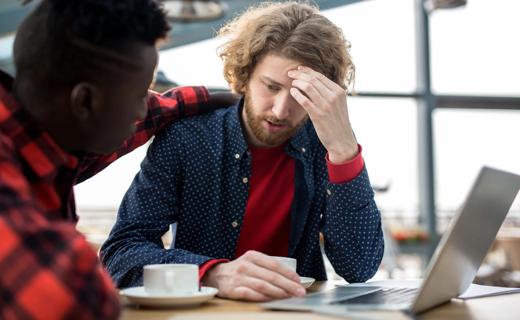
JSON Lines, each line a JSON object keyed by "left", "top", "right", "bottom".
{"left": 102, "top": 1, "right": 384, "bottom": 302}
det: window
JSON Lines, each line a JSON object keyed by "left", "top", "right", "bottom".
{"left": 324, "top": 0, "right": 416, "bottom": 93}
{"left": 430, "top": 0, "right": 520, "bottom": 96}
{"left": 434, "top": 109, "right": 520, "bottom": 230}
{"left": 349, "top": 97, "right": 418, "bottom": 218}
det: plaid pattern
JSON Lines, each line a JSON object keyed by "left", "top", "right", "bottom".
{"left": 0, "top": 70, "right": 209, "bottom": 319}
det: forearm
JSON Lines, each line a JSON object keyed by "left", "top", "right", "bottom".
{"left": 75, "top": 86, "right": 212, "bottom": 182}
{"left": 101, "top": 237, "right": 215, "bottom": 288}
{"left": 321, "top": 168, "right": 384, "bottom": 282}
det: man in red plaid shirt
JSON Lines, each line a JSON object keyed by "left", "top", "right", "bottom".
{"left": 0, "top": 0, "right": 234, "bottom": 319}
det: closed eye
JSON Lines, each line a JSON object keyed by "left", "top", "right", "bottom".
{"left": 266, "top": 84, "right": 281, "bottom": 92}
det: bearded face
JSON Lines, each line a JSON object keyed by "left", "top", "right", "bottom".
{"left": 244, "top": 93, "right": 307, "bottom": 147}
{"left": 241, "top": 54, "right": 309, "bottom": 148}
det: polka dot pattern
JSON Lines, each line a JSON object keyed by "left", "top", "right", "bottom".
{"left": 101, "top": 103, "right": 384, "bottom": 288}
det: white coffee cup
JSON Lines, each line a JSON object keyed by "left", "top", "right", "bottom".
{"left": 271, "top": 256, "right": 297, "bottom": 272}
{"left": 143, "top": 264, "right": 199, "bottom": 295}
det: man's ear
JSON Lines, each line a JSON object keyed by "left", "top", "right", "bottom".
{"left": 69, "top": 82, "right": 101, "bottom": 121}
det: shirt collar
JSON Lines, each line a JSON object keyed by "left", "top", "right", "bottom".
{"left": 224, "top": 96, "right": 312, "bottom": 159}
{"left": 0, "top": 70, "right": 78, "bottom": 179}
{"left": 224, "top": 98, "right": 249, "bottom": 158}
{"left": 287, "top": 121, "right": 312, "bottom": 158}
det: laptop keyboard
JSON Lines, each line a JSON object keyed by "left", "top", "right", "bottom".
{"left": 334, "top": 287, "right": 418, "bottom": 305}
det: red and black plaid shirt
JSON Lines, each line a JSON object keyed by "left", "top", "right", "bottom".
{"left": 0, "top": 70, "right": 210, "bottom": 319}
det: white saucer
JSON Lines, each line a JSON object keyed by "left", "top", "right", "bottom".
{"left": 120, "top": 286, "right": 218, "bottom": 308}
{"left": 300, "top": 277, "right": 315, "bottom": 288}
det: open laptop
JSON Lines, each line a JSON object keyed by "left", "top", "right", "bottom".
{"left": 262, "top": 166, "right": 520, "bottom": 315}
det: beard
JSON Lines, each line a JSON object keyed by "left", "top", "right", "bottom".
{"left": 244, "top": 94, "right": 307, "bottom": 147}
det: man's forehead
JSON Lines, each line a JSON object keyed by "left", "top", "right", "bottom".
{"left": 255, "top": 55, "right": 300, "bottom": 79}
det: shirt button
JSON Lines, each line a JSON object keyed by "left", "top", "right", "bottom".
{"left": 231, "top": 220, "right": 239, "bottom": 228}
{"left": 301, "top": 147, "right": 306, "bottom": 153}
{"left": 326, "top": 189, "right": 332, "bottom": 196}
{"left": 242, "top": 177, "right": 249, "bottom": 184}
{"left": 234, "top": 153, "right": 240, "bottom": 159}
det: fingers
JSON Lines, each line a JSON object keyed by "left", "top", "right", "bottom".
{"left": 288, "top": 66, "right": 346, "bottom": 112}
{"left": 290, "top": 80, "right": 327, "bottom": 115}
{"left": 233, "top": 251, "right": 306, "bottom": 300}
{"left": 290, "top": 87, "right": 314, "bottom": 115}
{"left": 243, "top": 258, "right": 305, "bottom": 298}
{"left": 288, "top": 75, "right": 329, "bottom": 114}
{"left": 290, "top": 70, "right": 335, "bottom": 101}
{"left": 231, "top": 286, "right": 271, "bottom": 302}
{"left": 244, "top": 251, "right": 300, "bottom": 282}
{"left": 238, "top": 276, "right": 291, "bottom": 300}
{"left": 292, "top": 66, "right": 343, "bottom": 92}
{"left": 212, "top": 251, "right": 307, "bottom": 302}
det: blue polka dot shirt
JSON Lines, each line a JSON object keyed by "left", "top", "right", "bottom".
{"left": 100, "top": 100, "right": 384, "bottom": 288}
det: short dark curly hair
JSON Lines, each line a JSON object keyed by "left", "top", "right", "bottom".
{"left": 14, "top": 0, "right": 170, "bottom": 99}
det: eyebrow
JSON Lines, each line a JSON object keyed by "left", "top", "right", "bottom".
{"left": 260, "top": 76, "right": 284, "bottom": 87}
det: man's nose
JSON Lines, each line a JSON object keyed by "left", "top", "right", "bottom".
{"left": 271, "top": 92, "right": 294, "bottom": 120}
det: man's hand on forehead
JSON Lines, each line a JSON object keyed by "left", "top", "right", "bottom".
{"left": 288, "top": 66, "right": 358, "bottom": 164}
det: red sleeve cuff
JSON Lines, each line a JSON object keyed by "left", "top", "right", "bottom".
{"left": 326, "top": 144, "right": 364, "bottom": 184}
{"left": 199, "top": 258, "right": 229, "bottom": 282}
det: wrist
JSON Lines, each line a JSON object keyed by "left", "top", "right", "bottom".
{"left": 201, "top": 262, "right": 224, "bottom": 287}
{"left": 328, "top": 144, "right": 358, "bottom": 164}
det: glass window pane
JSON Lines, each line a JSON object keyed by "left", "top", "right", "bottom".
{"left": 0, "top": 35, "right": 14, "bottom": 74}
{"left": 75, "top": 144, "right": 149, "bottom": 209}
{"left": 349, "top": 97, "right": 419, "bottom": 217}
{"left": 430, "top": 0, "right": 520, "bottom": 96}
{"left": 434, "top": 109, "right": 520, "bottom": 230}
{"left": 324, "top": 0, "right": 416, "bottom": 93}
{"left": 159, "top": 37, "right": 227, "bottom": 88}
{"left": 159, "top": 0, "right": 417, "bottom": 93}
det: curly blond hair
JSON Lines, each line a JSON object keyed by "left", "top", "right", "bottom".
{"left": 217, "top": 1, "right": 355, "bottom": 94}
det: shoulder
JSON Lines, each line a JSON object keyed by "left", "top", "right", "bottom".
{"left": 156, "top": 105, "right": 236, "bottom": 142}
{"left": 146, "top": 105, "right": 237, "bottom": 163}
{"left": 147, "top": 86, "right": 209, "bottom": 109}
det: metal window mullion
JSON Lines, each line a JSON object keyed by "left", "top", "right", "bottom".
{"left": 415, "top": 0, "right": 437, "bottom": 254}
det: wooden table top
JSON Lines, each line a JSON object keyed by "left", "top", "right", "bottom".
{"left": 121, "top": 281, "right": 520, "bottom": 320}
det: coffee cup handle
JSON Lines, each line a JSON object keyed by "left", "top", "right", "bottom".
{"left": 164, "top": 270, "right": 175, "bottom": 292}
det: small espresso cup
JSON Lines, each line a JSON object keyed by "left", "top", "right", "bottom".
{"left": 143, "top": 264, "right": 199, "bottom": 295}
{"left": 271, "top": 256, "right": 297, "bottom": 272}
